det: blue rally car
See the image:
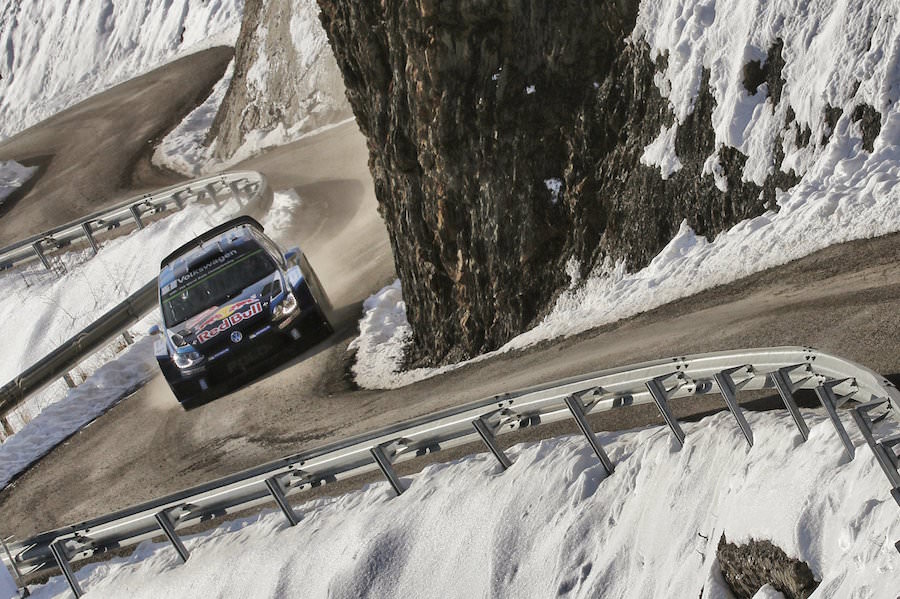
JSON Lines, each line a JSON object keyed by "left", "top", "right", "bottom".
{"left": 150, "top": 216, "right": 332, "bottom": 405}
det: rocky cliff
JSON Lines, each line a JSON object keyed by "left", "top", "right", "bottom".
{"left": 316, "top": 0, "right": 884, "bottom": 365}
{"left": 209, "top": 0, "right": 351, "bottom": 160}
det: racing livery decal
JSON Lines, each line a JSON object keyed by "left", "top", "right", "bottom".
{"left": 196, "top": 300, "right": 263, "bottom": 344}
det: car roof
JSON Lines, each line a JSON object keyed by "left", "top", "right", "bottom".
{"left": 160, "top": 215, "right": 265, "bottom": 267}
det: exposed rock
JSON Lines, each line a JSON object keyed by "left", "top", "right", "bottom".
{"left": 742, "top": 39, "right": 786, "bottom": 104}
{"left": 821, "top": 104, "right": 843, "bottom": 145}
{"left": 717, "top": 534, "right": 819, "bottom": 599}
{"left": 851, "top": 103, "right": 882, "bottom": 152}
{"left": 316, "top": 1, "right": 803, "bottom": 364}
{"left": 209, "top": 0, "right": 351, "bottom": 160}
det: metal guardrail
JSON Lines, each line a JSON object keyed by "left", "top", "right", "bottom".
{"left": 3, "top": 347, "right": 898, "bottom": 597}
{"left": 0, "top": 171, "right": 267, "bottom": 272}
{"left": 0, "top": 280, "right": 158, "bottom": 437}
{"left": 0, "top": 171, "right": 273, "bottom": 436}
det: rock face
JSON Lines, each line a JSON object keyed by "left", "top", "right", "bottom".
{"left": 717, "top": 535, "right": 819, "bottom": 599}
{"left": 209, "top": 0, "right": 351, "bottom": 160}
{"left": 314, "top": 1, "right": 823, "bottom": 365}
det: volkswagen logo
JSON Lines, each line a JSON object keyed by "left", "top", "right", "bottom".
{"left": 230, "top": 331, "right": 243, "bottom": 343}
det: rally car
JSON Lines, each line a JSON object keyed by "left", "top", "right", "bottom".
{"left": 149, "top": 216, "right": 332, "bottom": 406}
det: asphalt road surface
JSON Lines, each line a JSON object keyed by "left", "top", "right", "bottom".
{"left": 2, "top": 51, "right": 900, "bottom": 542}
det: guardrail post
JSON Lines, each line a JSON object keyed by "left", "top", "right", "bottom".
{"left": 815, "top": 379, "right": 858, "bottom": 460}
{"left": 122, "top": 330, "right": 134, "bottom": 346}
{"left": 128, "top": 205, "right": 145, "bottom": 230}
{"left": 49, "top": 539, "right": 83, "bottom": 598}
{"left": 647, "top": 375, "right": 686, "bottom": 448}
{"left": 370, "top": 445, "right": 405, "bottom": 495}
{"left": 563, "top": 394, "right": 615, "bottom": 475}
{"left": 205, "top": 183, "right": 221, "bottom": 209}
{"left": 771, "top": 365, "right": 811, "bottom": 441}
{"left": 81, "top": 222, "right": 99, "bottom": 255}
{"left": 31, "top": 241, "right": 50, "bottom": 270}
{"left": 63, "top": 373, "right": 77, "bottom": 388}
{"left": 714, "top": 369, "right": 754, "bottom": 448}
{"left": 472, "top": 417, "right": 513, "bottom": 470}
{"left": 1, "top": 415, "right": 13, "bottom": 438}
{"left": 154, "top": 509, "right": 190, "bottom": 563}
{"left": 265, "top": 476, "right": 300, "bottom": 526}
{"left": 1, "top": 536, "right": 26, "bottom": 596}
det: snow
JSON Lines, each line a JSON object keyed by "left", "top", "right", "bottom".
{"left": 640, "top": 124, "right": 684, "bottom": 178}
{"left": 543, "top": 177, "right": 563, "bottom": 204}
{"left": 0, "top": 335, "right": 157, "bottom": 490}
{"left": 152, "top": 61, "right": 235, "bottom": 177}
{"left": 0, "top": 0, "right": 243, "bottom": 141}
{"left": 0, "top": 160, "right": 37, "bottom": 205}
{"left": 0, "top": 564, "right": 14, "bottom": 599}
{"left": 21, "top": 410, "right": 900, "bottom": 598}
{"left": 349, "top": 0, "right": 900, "bottom": 390}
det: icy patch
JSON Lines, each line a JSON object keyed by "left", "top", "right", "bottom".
{"left": 152, "top": 61, "right": 235, "bottom": 177}
{"left": 702, "top": 150, "right": 729, "bottom": 192}
{"left": 23, "top": 411, "right": 900, "bottom": 598}
{"left": 0, "top": 334, "right": 157, "bottom": 489}
{"left": 544, "top": 178, "right": 562, "bottom": 204}
{"left": 640, "top": 124, "right": 683, "bottom": 179}
{"left": 0, "top": 160, "right": 37, "bottom": 204}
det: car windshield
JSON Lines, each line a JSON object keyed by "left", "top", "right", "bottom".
{"left": 161, "top": 248, "right": 276, "bottom": 326}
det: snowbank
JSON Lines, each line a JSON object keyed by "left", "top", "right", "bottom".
{"left": 0, "top": 160, "right": 37, "bottom": 205}
{"left": 0, "top": 334, "right": 158, "bottom": 490}
{"left": 0, "top": 0, "right": 243, "bottom": 140}
{"left": 22, "top": 410, "right": 900, "bottom": 598}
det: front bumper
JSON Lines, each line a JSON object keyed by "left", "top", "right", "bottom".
{"left": 160, "top": 306, "right": 328, "bottom": 402}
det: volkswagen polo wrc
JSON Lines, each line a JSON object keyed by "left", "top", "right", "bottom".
{"left": 150, "top": 216, "right": 331, "bottom": 405}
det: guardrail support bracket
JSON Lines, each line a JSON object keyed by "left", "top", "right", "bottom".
{"left": 714, "top": 370, "right": 754, "bottom": 448}
{"left": 647, "top": 375, "right": 686, "bottom": 448}
{"left": 564, "top": 394, "right": 615, "bottom": 475}
{"left": 472, "top": 418, "right": 513, "bottom": 470}
{"left": 265, "top": 476, "right": 300, "bottom": 526}
{"left": 50, "top": 539, "right": 83, "bottom": 598}
{"left": 154, "top": 509, "right": 190, "bottom": 563}
{"left": 370, "top": 445, "right": 405, "bottom": 496}
{"left": 81, "top": 223, "right": 98, "bottom": 255}
{"left": 771, "top": 366, "right": 810, "bottom": 441}
{"left": 128, "top": 205, "right": 144, "bottom": 230}
{"left": 815, "top": 380, "right": 857, "bottom": 460}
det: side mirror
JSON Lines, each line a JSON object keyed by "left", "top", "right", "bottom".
{"left": 148, "top": 324, "right": 161, "bottom": 336}
{"left": 284, "top": 247, "right": 300, "bottom": 262}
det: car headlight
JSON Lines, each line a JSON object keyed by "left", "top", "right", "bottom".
{"left": 272, "top": 292, "right": 298, "bottom": 320}
{"left": 173, "top": 350, "right": 204, "bottom": 370}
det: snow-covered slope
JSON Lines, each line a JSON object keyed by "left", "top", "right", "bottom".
{"left": 0, "top": 0, "right": 244, "bottom": 141}
{"left": 22, "top": 410, "right": 900, "bottom": 598}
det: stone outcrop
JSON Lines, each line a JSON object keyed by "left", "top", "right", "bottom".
{"left": 717, "top": 535, "right": 819, "bottom": 599}
{"left": 314, "top": 1, "right": 850, "bottom": 365}
{"left": 209, "top": 0, "right": 351, "bottom": 160}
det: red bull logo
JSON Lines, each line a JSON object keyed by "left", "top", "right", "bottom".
{"left": 196, "top": 301, "right": 263, "bottom": 344}
{"left": 197, "top": 298, "right": 260, "bottom": 331}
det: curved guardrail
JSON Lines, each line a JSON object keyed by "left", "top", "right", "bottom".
{"left": 0, "top": 171, "right": 268, "bottom": 271}
{"left": 0, "top": 171, "right": 273, "bottom": 436}
{"left": 3, "top": 347, "right": 898, "bottom": 597}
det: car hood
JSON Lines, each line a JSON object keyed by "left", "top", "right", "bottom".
{"left": 168, "top": 274, "right": 282, "bottom": 349}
